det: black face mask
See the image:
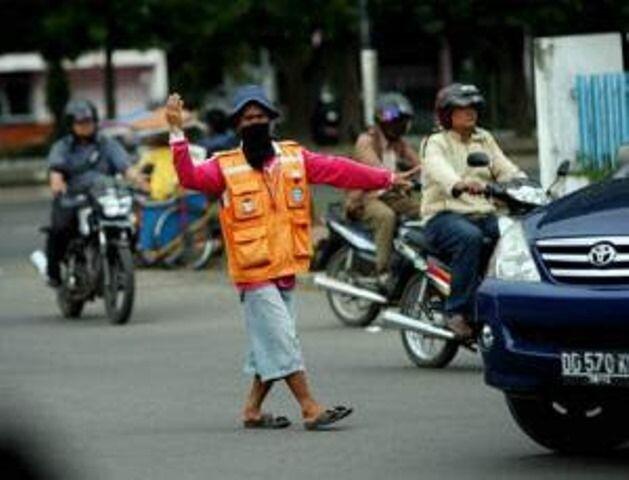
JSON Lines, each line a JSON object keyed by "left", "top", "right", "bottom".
{"left": 241, "top": 123, "right": 274, "bottom": 170}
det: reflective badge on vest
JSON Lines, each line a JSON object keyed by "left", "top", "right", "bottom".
{"left": 291, "top": 187, "right": 304, "bottom": 203}
{"left": 241, "top": 197, "right": 257, "bottom": 216}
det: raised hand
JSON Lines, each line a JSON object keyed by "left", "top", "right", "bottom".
{"left": 165, "top": 93, "right": 184, "bottom": 131}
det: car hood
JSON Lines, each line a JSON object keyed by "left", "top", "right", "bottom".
{"left": 527, "top": 178, "right": 629, "bottom": 239}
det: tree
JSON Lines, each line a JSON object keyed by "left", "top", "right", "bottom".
{"left": 226, "top": 0, "right": 361, "bottom": 136}
{"left": 370, "top": 0, "right": 629, "bottom": 133}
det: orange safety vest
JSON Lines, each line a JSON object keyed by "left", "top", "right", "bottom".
{"left": 216, "top": 141, "right": 312, "bottom": 283}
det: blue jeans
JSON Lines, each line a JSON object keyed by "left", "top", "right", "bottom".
{"left": 424, "top": 212, "right": 499, "bottom": 315}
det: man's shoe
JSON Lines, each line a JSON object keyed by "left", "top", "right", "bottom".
{"left": 445, "top": 313, "right": 474, "bottom": 340}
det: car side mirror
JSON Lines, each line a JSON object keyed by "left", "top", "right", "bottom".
{"left": 467, "top": 152, "right": 490, "bottom": 168}
{"left": 556, "top": 160, "right": 570, "bottom": 177}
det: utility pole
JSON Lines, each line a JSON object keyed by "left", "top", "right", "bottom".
{"left": 104, "top": 0, "right": 117, "bottom": 119}
{"left": 359, "top": 0, "right": 377, "bottom": 127}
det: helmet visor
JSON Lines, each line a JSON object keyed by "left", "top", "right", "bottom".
{"left": 377, "top": 105, "right": 412, "bottom": 123}
{"left": 449, "top": 94, "right": 485, "bottom": 108}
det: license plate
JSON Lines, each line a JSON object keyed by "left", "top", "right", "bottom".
{"left": 561, "top": 351, "right": 629, "bottom": 386}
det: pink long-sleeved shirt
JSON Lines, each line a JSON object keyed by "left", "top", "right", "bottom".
{"left": 171, "top": 140, "right": 393, "bottom": 196}
{"left": 171, "top": 139, "right": 394, "bottom": 290}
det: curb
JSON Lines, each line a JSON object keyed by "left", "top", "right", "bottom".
{"left": 0, "top": 158, "right": 47, "bottom": 187}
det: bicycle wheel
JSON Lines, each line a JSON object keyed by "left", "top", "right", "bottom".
{"left": 152, "top": 205, "right": 185, "bottom": 267}
{"left": 178, "top": 204, "right": 220, "bottom": 270}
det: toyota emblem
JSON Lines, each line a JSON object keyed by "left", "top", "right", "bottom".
{"left": 588, "top": 243, "right": 617, "bottom": 267}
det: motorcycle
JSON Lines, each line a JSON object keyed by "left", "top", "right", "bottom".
{"left": 313, "top": 185, "right": 423, "bottom": 328}
{"left": 33, "top": 176, "right": 137, "bottom": 325}
{"left": 382, "top": 155, "right": 566, "bottom": 367}
{"left": 315, "top": 153, "right": 566, "bottom": 367}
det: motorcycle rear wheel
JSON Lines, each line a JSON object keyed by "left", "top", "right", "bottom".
{"left": 104, "top": 246, "right": 135, "bottom": 325}
{"left": 325, "top": 247, "right": 380, "bottom": 327}
{"left": 399, "top": 273, "right": 459, "bottom": 368}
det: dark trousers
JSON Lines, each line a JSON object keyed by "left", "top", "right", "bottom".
{"left": 424, "top": 212, "right": 499, "bottom": 315}
{"left": 46, "top": 197, "right": 77, "bottom": 281}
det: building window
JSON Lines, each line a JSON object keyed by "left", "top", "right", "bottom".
{"left": 0, "top": 73, "right": 33, "bottom": 122}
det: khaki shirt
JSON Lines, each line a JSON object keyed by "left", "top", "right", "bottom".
{"left": 421, "top": 128, "right": 523, "bottom": 221}
{"left": 346, "top": 127, "right": 419, "bottom": 215}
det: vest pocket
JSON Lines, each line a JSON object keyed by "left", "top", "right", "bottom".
{"left": 291, "top": 216, "right": 312, "bottom": 259}
{"left": 231, "top": 180, "right": 264, "bottom": 220}
{"left": 232, "top": 226, "right": 271, "bottom": 269}
{"left": 283, "top": 172, "right": 308, "bottom": 210}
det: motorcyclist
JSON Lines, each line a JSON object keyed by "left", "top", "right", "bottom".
{"left": 46, "top": 99, "right": 147, "bottom": 287}
{"left": 422, "top": 83, "right": 525, "bottom": 339}
{"left": 346, "top": 93, "right": 422, "bottom": 283}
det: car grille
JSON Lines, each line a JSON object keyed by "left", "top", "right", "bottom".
{"left": 536, "top": 236, "right": 629, "bottom": 285}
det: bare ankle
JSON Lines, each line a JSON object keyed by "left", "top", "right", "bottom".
{"left": 301, "top": 401, "right": 324, "bottom": 419}
{"left": 243, "top": 405, "right": 262, "bottom": 420}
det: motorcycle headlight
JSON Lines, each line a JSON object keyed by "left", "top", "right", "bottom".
{"left": 98, "top": 193, "right": 132, "bottom": 217}
{"left": 487, "top": 221, "right": 540, "bottom": 282}
{"left": 505, "top": 184, "right": 548, "bottom": 207}
{"left": 118, "top": 195, "right": 133, "bottom": 212}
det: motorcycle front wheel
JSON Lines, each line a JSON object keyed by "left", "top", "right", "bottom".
{"left": 399, "top": 273, "right": 459, "bottom": 368}
{"left": 104, "top": 245, "right": 135, "bottom": 325}
{"left": 325, "top": 247, "right": 380, "bottom": 327}
{"left": 56, "top": 288, "right": 84, "bottom": 319}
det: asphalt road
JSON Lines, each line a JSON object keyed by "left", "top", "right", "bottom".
{"left": 1, "top": 188, "right": 627, "bottom": 480}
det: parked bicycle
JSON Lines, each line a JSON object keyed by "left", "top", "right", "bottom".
{"left": 134, "top": 190, "right": 221, "bottom": 269}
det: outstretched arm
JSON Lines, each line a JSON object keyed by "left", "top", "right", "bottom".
{"left": 303, "top": 150, "right": 410, "bottom": 190}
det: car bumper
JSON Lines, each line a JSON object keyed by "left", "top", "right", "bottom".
{"left": 477, "top": 279, "right": 629, "bottom": 393}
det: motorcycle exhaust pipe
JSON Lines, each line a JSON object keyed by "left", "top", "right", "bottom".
{"left": 313, "top": 274, "right": 388, "bottom": 304}
{"left": 381, "top": 309, "right": 456, "bottom": 341}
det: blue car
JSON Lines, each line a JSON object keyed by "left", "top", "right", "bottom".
{"left": 477, "top": 178, "right": 629, "bottom": 453}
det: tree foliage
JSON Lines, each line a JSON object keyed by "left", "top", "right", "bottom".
{"left": 0, "top": 0, "right": 627, "bottom": 133}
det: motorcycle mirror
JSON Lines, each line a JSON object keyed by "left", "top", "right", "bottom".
{"left": 556, "top": 160, "right": 570, "bottom": 177}
{"left": 467, "top": 152, "right": 490, "bottom": 168}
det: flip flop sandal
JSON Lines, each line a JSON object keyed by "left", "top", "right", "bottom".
{"left": 243, "top": 413, "right": 291, "bottom": 430}
{"left": 304, "top": 406, "right": 354, "bottom": 431}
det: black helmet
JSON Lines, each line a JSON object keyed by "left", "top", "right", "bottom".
{"left": 375, "top": 92, "right": 414, "bottom": 124}
{"left": 435, "top": 83, "right": 485, "bottom": 129}
{"left": 64, "top": 99, "right": 99, "bottom": 125}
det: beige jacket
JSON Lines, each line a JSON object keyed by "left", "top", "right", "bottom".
{"left": 346, "top": 127, "right": 419, "bottom": 216}
{"left": 421, "top": 128, "right": 523, "bottom": 221}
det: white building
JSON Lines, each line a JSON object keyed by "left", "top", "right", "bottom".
{"left": 0, "top": 49, "right": 168, "bottom": 148}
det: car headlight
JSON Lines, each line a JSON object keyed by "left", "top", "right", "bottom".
{"left": 487, "top": 221, "right": 540, "bottom": 282}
